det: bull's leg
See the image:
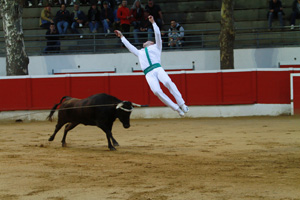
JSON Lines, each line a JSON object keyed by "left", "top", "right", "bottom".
{"left": 111, "top": 135, "right": 119, "bottom": 146}
{"left": 97, "top": 123, "right": 116, "bottom": 151}
{"left": 61, "top": 122, "right": 79, "bottom": 147}
{"left": 49, "top": 122, "right": 65, "bottom": 142}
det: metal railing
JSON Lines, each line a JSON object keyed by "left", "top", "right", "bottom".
{"left": 0, "top": 27, "right": 300, "bottom": 56}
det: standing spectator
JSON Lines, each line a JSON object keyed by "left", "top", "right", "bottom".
{"left": 70, "top": 3, "right": 87, "bottom": 38}
{"left": 268, "top": 0, "right": 284, "bottom": 30}
{"left": 44, "top": 23, "right": 60, "bottom": 53}
{"left": 101, "top": 1, "right": 114, "bottom": 36}
{"left": 131, "top": 0, "right": 144, "bottom": 32}
{"left": 55, "top": 4, "right": 71, "bottom": 35}
{"left": 40, "top": 4, "right": 54, "bottom": 29}
{"left": 133, "top": 9, "right": 153, "bottom": 44}
{"left": 145, "top": 0, "right": 164, "bottom": 29}
{"left": 117, "top": 0, "right": 132, "bottom": 38}
{"left": 291, "top": 0, "right": 300, "bottom": 30}
{"left": 113, "top": 3, "right": 122, "bottom": 31}
{"left": 168, "top": 19, "right": 184, "bottom": 48}
{"left": 88, "top": 4, "right": 101, "bottom": 33}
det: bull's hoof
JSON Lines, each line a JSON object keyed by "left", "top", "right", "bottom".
{"left": 109, "top": 146, "right": 117, "bottom": 151}
{"left": 48, "top": 136, "right": 54, "bottom": 141}
{"left": 113, "top": 142, "right": 119, "bottom": 146}
{"left": 62, "top": 143, "right": 67, "bottom": 147}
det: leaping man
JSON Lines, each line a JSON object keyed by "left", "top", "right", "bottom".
{"left": 114, "top": 15, "right": 189, "bottom": 117}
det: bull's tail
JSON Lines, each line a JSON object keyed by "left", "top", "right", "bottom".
{"left": 46, "top": 96, "right": 70, "bottom": 121}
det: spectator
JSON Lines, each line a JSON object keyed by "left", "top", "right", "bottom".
{"left": 168, "top": 19, "right": 184, "bottom": 48}
{"left": 133, "top": 9, "right": 153, "bottom": 44}
{"left": 113, "top": 3, "right": 122, "bottom": 31}
{"left": 55, "top": 4, "right": 71, "bottom": 35}
{"left": 70, "top": 3, "right": 86, "bottom": 38}
{"left": 40, "top": 4, "right": 54, "bottom": 29}
{"left": 99, "top": 0, "right": 115, "bottom": 10}
{"left": 117, "top": 0, "right": 132, "bottom": 38}
{"left": 101, "top": 1, "right": 114, "bottom": 36}
{"left": 87, "top": 4, "right": 101, "bottom": 33}
{"left": 131, "top": 0, "right": 144, "bottom": 32}
{"left": 291, "top": 0, "right": 300, "bottom": 30}
{"left": 44, "top": 23, "right": 60, "bottom": 53}
{"left": 268, "top": 0, "right": 284, "bottom": 30}
{"left": 145, "top": 0, "right": 164, "bottom": 29}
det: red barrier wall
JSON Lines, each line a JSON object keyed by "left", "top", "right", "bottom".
{"left": 0, "top": 69, "right": 297, "bottom": 111}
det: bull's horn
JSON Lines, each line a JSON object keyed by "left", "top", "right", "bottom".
{"left": 116, "top": 102, "right": 124, "bottom": 109}
{"left": 132, "top": 103, "right": 142, "bottom": 107}
{"left": 132, "top": 103, "right": 149, "bottom": 107}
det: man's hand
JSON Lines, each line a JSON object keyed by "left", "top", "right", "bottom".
{"left": 148, "top": 15, "right": 154, "bottom": 24}
{"left": 114, "top": 30, "right": 123, "bottom": 38}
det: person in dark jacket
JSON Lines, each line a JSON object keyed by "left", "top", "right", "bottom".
{"left": 100, "top": 1, "right": 114, "bottom": 36}
{"left": 88, "top": 4, "right": 101, "bottom": 33}
{"left": 268, "top": 0, "right": 284, "bottom": 29}
{"left": 44, "top": 23, "right": 60, "bottom": 53}
{"left": 70, "top": 3, "right": 87, "bottom": 38}
{"left": 290, "top": 0, "right": 300, "bottom": 29}
{"left": 55, "top": 4, "right": 71, "bottom": 35}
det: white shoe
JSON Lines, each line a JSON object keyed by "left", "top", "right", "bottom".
{"left": 291, "top": 25, "right": 295, "bottom": 30}
{"left": 177, "top": 108, "right": 185, "bottom": 117}
{"left": 70, "top": 1, "right": 74, "bottom": 5}
{"left": 180, "top": 104, "right": 189, "bottom": 113}
{"left": 38, "top": 2, "right": 42, "bottom": 6}
{"left": 98, "top": 1, "right": 101, "bottom": 5}
{"left": 28, "top": 1, "right": 33, "bottom": 6}
{"left": 80, "top": 35, "right": 83, "bottom": 39}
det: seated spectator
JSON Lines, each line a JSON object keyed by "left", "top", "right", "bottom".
{"left": 168, "top": 19, "right": 184, "bottom": 48}
{"left": 133, "top": 9, "right": 153, "bottom": 44}
{"left": 70, "top": 3, "right": 87, "bottom": 38}
{"left": 87, "top": 4, "right": 101, "bottom": 33}
{"left": 99, "top": 0, "right": 115, "bottom": 10}
{"left": 55, "top": 4, "right": 71, "bottom": 35}
{"left": 117, "top": 0, "right": 132, "bottom": 38}
{"left": 100, "top": 1, "right": 114, "bottom": 36}
{"left": 44, "top": 23, "right": 60, "bottom": 53}
{"left": 268, "top": 0, "right": 284, "bottom": 30}
{"left": 291, "top": 0, "right": 300, "bottom": 29}
{"left": 145, "top": 0, "right": 164, "bottom": 29}
{"left": 40, "top": 4, "right": 54, "bottom": 29}
{"left": 113, "top": 3, "right": 122, "bottom": 31}
{"left": 131, "top": 0, "right": 144, "bottom": 32}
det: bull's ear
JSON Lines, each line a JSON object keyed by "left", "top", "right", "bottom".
{"left": 116, "top": 102, "right": 124, "bottom": 109}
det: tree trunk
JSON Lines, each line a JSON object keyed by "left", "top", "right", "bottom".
{"left": 0, "top": 0, "right": 29, "bottom": 75}
{"left": 219, "top": 0, "right": 235, "bottom": 70}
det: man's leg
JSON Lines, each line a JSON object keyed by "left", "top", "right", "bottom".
{"left": 156, "top": 68, "right": 186, "bottom": 109}
{"left": 146, "top": 71, "right": 180, "bottom": 111}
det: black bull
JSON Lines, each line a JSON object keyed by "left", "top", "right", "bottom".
{"left": 47, "top": 93, "right": 142, "bottom": 150}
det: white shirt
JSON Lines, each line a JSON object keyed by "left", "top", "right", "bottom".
{"left": 121, "top": 22, "right": 162, "bottom": 71}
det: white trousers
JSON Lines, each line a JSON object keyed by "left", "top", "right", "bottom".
{"left": 145, "top": 67, "right": 185, "bottom": 111}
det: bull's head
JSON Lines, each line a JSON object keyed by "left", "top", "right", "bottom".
{"left": 116, "top": 101, "right": 134, "bottom": 128}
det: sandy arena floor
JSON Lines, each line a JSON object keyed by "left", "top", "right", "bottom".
{"left": 0, "top": 116, "right": 299, "bottom": 200}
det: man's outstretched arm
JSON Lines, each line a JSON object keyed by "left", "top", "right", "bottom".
{"left": 114, "top": 30, "right": 139, "bottom": 56}
{"left": 149, "top": 15, "right": 162, "bottom": 51}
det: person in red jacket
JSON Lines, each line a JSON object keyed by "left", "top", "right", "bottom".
{"left": 117, "top": 0, "right": 132, "bottom": 38}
